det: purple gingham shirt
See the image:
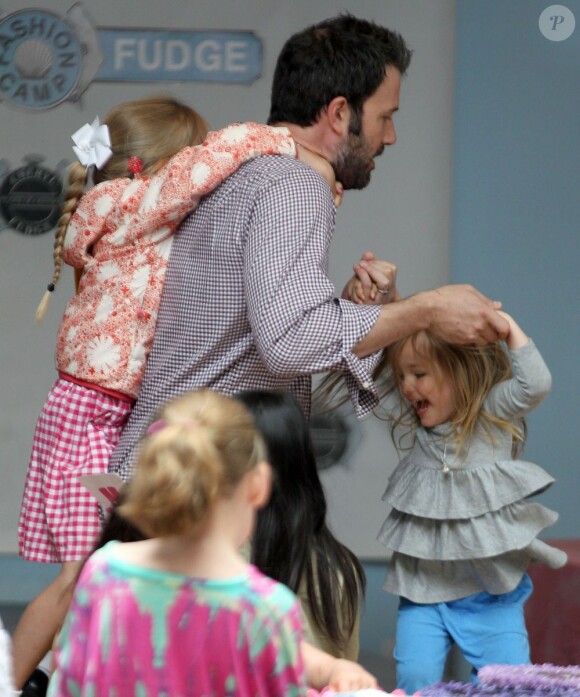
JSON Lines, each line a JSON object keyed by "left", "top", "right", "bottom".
{"left": 110, "top": 156, "right": 382, "bottom": 481}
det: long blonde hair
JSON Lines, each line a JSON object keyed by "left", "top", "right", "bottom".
{"left": 119, "top": 390, "right": 267, "bottom": 539}
{"left": 381, "top": 331, "right": 525, "bottom": 456}
{"left": 36, "top": 96, "right": 208, "bottom": 321}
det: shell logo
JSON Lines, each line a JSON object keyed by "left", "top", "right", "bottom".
{"left": 0, "top": 5, "right": 101, "bottom": 110}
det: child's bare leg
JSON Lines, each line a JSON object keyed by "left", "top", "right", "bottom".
{"left": 11, "top": 560, "right": 82, "bottom": 689}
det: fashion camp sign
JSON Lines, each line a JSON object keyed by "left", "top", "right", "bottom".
{"left": 0, "top": 4, "right": 262, "bottom": 111}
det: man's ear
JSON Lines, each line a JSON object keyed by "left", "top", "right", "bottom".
{"left": 248, "top": 461, "right": 272, "bottom": 509}
{"left": 325, "top": 95, "right": 351, "bottom": 137}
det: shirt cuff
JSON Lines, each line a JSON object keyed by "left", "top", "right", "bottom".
{"left": 336, "top": 299, "right": 383, "bottom": 417}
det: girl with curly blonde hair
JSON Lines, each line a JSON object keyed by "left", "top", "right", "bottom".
{"left": 374, "top": 312, "right": 566, "bottom": 692}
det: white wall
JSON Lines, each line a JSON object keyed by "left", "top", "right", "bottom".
{"left": 0, "top": 0, "right": 455, "bottom": 555}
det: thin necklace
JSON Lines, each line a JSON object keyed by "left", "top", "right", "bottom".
{"left": 427, "top": 429, "right": 451, "bottom": 473}
{"left": 440, "top": 442, "right": 450, "bottom": 473}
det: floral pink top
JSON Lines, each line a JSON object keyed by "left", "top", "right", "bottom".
{"left": 56, "top": 123, "right": 296, "bottom": 398}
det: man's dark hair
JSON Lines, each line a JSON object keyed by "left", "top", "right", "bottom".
{"left": 268, "top": 13, "right": 412, "bottom": 133}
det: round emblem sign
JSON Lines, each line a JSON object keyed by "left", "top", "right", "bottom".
{"left": 0, "top": 9, "right": 83, "bottom": 110}
{"left": 0, "top": 159, "right": 63, "bottom": 235}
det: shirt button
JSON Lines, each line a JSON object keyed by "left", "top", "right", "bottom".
{"left": 362, "top": 381, "right": 372, "bottom": 389}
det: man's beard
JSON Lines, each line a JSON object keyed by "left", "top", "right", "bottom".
{"left": 332, "top": 132, "right": 384, "bottom": 190}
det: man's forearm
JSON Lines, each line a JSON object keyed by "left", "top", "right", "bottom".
{"left": 352, "top": 292, "right": 430, "bottom": 357}
{"left": 353, "top": 284, "right": 509, "bottom": 357}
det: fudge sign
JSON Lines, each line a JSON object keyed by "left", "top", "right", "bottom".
{"left": 0, "top": 4, "right": 263, "bottom": 111}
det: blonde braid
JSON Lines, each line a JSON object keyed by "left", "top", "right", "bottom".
{"left": 35, "top": 162, "right": 87, "bottom": 322}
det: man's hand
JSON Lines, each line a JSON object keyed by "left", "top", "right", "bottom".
{"left": 420, "top": 284, "right": 508, "bottom": 345}
{"left": 342, "top": 251, "right": 399, "bottom": 305}
{"left": 353, "top": 283, "right": 508, "bottom": 358}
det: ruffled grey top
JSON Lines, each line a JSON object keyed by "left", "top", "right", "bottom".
{"left": 377, "top": 340, "right": 567, "bottom": 603}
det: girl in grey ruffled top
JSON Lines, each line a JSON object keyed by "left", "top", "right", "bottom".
{"left": 376, "top": 312, "right": 567, "bottom": 693}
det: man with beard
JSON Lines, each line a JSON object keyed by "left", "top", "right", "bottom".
{"left": 110, "top": 14, "right": 508, "bottom": 482}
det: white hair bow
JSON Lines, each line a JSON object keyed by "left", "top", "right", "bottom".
{"left": 71, "top": 116, "right": 112, "bottom": 169}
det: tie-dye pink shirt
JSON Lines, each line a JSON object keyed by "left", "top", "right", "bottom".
{"left": 48, "top": 542, "right": 307, "bottom": 697}
{"left": 56, "top": 123, "right": 296, "bottom": 398}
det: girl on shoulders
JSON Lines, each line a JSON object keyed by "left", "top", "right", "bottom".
{"left": 15, "top": 95, "right": 304, "bottom": 690}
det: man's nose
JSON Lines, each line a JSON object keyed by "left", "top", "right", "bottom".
{"left": 383, "top": 122, "right": 397, "bottom": 145}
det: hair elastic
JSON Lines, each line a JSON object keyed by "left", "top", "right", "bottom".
{"left": 146, "top": 418, "right": 202, "bottom": 435}
{"left": 146, "top": 419, "right": 167, "bottom": 435}
{"left": 128, "top": 156, "right": 143, "bottom": 175}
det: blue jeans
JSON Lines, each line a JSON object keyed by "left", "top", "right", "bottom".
{"left": 394, "top": 574, "right": 533, "bottom": 694}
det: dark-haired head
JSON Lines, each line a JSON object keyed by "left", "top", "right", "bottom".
{"left": 236, "top": 390, "right": 328, "bottom": 566}
{"left": 268, "top": 14, "right": 412, "bottom": 131}
{"left": 236, "top": 389, "right": 365, "bottom": 655}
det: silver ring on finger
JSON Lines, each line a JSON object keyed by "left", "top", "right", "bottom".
{"left": 377, "top": 287, "right": 391, "bottom": 296}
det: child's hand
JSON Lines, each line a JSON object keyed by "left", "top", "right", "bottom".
{"left": 496, "top": 310, "right": 529, "bottom": 349}
{"left": 302, "top": 641, "right": 377, "bottom": 692}
{"left": 326, "top": 658, "right": 378, "bottom": 691}
{"left": 342, "top": 252, "right": 398, "bottom": 305}
{"left": 296, "top": 144, "right": 344, "bottom": 207}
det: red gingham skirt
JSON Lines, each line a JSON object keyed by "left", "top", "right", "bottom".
{"left": 18, "top": 378, "right": 132, "bottom": 562}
